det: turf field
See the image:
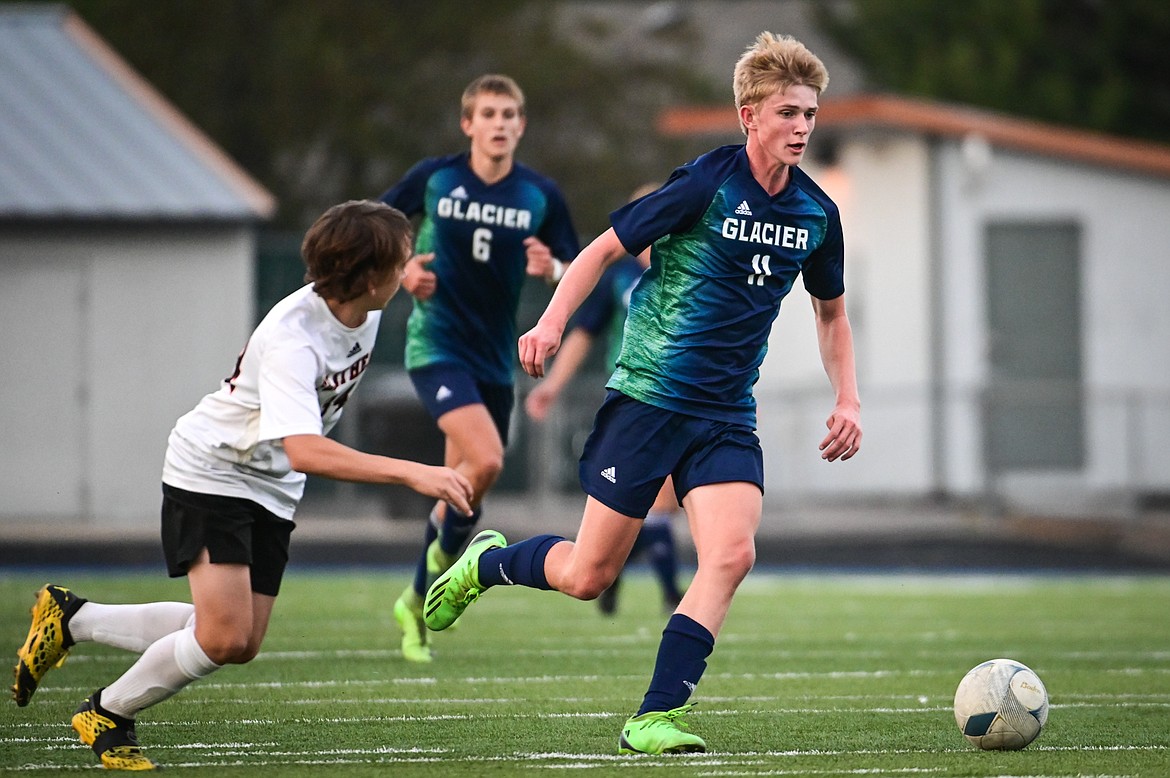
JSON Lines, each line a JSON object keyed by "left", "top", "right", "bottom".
{"left": 1, "top": 570, "right": 1168, "bottom": 776}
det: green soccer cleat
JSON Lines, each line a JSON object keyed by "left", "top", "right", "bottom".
{"left": 618, "top": 703, "right": 707, "bottom": 755}
{"left": 393, "top": 589, "right": 432, "bottom": 663}
{"left": 12, "top": 584, "right": 87, "bottom": 706}
{"left": 425, "top": 540, "right": 462, "bottom": 632}
{"left": 423, "top": 530, "right": 505, "bottom": 631}
{"left": 425, "top": 538, "right": 459, "bottom": 589}
{"left": 72, "top": 690, "right": 158, "bottom": 770}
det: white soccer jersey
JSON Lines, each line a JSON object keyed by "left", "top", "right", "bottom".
{"left": 162, "top": 284, "right": 380, "bottom": 519}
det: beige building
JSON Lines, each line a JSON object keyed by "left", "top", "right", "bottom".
{"left": 0, "top": 7, "right": 274, "bottom": 527}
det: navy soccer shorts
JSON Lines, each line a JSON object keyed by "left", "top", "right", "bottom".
{"left": 409, "top": 363, "right": 514, "bottom": 445}
{"left": 578, "top": 390, "right": 764, "bottom": 518}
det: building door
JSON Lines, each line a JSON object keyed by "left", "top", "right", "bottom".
{"left": 983, "top": 222, "right": 1084, "bottom": 472}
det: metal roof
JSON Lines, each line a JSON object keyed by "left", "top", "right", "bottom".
{"left": 0, "top": 5, "right": 275, "bottom": 221}
{"left": 659, "top": 94, "right": 1170, "bottom": 182}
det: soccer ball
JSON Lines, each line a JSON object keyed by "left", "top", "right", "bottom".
{"left": 953, "top": 658, "right": 1048, "bottom": 750}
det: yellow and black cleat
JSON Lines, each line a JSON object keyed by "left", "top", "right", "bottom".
{"left": 72, "top": 690, "right": 158, "bottom": 771}
{"left": 12, "top": 584, "right": 86, "bottom": 706}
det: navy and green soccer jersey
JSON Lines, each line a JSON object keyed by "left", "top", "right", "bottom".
{"left": 568, "top": 255, "right": 644, "bottom": 372}
{"left": 608, "top": 144, "right": 844, "bottom": 428}
{"left": 380, "top": 153, "right": 579, "bottom": 385}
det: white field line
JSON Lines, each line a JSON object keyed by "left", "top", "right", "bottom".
{"left": 1, "top": 743, "right": 1164, "bottom": 773}
{"left": 10, "top": 692, "right": 1167, "bottom": 735}
{"left": 12, "top": 699, "right": 1168, "bottom": 732}
{"left": 19, "top": 680, "right": 1170, "bottom": 706}
{"left": 48, "top": 646, "right": 1170, "bottom": 663}
{"left": 8, "top": 702, "right": 1170, "bottom": 743}
{"left": 687, "top": 767, "right": 1127, "bottom": 772}
{"left": 18, "top": 666, "right": 1170, "bottom": 703}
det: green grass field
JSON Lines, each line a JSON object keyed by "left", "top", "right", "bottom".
{"left": 1, "top": 569, "right": 1168, "bottom": 776}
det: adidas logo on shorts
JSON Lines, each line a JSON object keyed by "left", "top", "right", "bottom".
{"left": 436, "top": 385, "right": 453, "bottom": 402}
{"left": 600, "top": 466, "right": 616, "bottom": 483}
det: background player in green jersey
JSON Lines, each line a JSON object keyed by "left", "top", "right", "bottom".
{"left": 379, "top": 75, "right": 579, "bottom": 663}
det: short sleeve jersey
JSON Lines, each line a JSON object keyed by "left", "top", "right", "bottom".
{"left": 609, "top": 145, "right": 844, "bottom": 427}
{"left": 381, "top": 153, "right": 579, "bottom": 385}
{"left": 162, "top": 284, "right": 379, "bottom": 519}
{"left": 568, "top": 255, "right": 644, "bottom": 371}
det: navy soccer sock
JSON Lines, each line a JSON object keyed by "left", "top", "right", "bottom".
{"left": 637, "top": 613, "right": 714, "bottom": 715}
{"left": 438, "top": 505, "right": 480, "bottom": 556}
{"left": 410, "top": 509, "right": 442, "bottom": 597}
{"left": 641, "top": 519, "right": 682, "bottom": 600}
{"left": 477, "top": 534, "right": 563, "bottom": 590}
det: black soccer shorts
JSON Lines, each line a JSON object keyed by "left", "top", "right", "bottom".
{"left": 160, "top": 483, "right": 294, "bottom": 597}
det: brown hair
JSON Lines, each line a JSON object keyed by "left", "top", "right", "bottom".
{"left": 302, "top": 200, "right": 413, "bottom": 302}
{"left": 733, "top": 32, "right": 829, "bottom": 135}
{"left": 461, "top": 73, "right": 526, "bottom": 119}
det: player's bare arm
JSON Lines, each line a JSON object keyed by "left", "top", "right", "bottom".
{"left": 811, "top": 294, "right": 862, "bottom": 462}
{"left": 401, "top": 253, "right": 437, "bottom": 300}
{"left": 282, "top": 434, "right": 473, "bottom": 515}
{"left": 524, "top": 328, "right": 596, "bottom": 421}
{"left": 519, "top": 229, "right": 626, "bottom": 378}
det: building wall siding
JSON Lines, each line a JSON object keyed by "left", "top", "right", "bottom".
{"left": 0, "top": 226, "right": 254, "bottom": 525}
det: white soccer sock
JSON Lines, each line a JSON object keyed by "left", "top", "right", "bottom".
{"left": 99, "top": 626, "right": 221, "bottom": 719}
{"left": 69, "top": 601, "right": 195, "bottom": 653}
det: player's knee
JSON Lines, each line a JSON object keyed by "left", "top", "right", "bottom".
{"left": 733, "top": 543, "right": 757, "bottom": 580}
{"left": 456, "top": 446, "right": 503, "bottom": 493}
{"left": 196, "top": 629, "right": 255, "bottom": 665}
{"left": 465, "top": 451, "right": 504, "bottom": 492}
{"left": 709, "top": 539, "right": 756, "bottom": 583}
{"left": 559, "top": 567, "right": 618, "bottom": 601}
{"left": 229, "top": 643, "right": 263, "bottom": 664}
{"left": 561, "top": 579, "right": 606, "bottom": 601}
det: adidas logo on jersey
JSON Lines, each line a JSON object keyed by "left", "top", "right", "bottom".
{"left": 600, "top": 466, "right": 616, "bottom": 483}
{"left": 346, "top": 341, "right": 362, "bottom": 357}
{"left": 734, "top": 200, "right": 753, "bottom": 216}
{"left": 435, "top": 385, "right": 453, "bottom": 402}
{"left": 449, "top": 185, "right": 469, "bottom": 199}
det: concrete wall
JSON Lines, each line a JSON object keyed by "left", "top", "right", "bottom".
{"left": 935, "top": 144, "right": 1170, "bottom": 512}
{"left": 758, "top": 135, "right": 935, "bottom": 501}
{"left": 0, "top": 225, "right": 254, "bottom": 526}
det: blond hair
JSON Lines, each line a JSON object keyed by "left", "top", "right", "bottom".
{"left": 733, "top": 32, "right": 829, "bottom": 135}
{"left": 460, "top": 74, "right": 526, "bottom": 119}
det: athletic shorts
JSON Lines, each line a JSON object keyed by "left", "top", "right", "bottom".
{"left": 160, "top": 483, "right": 294, "bottom": 597}
{"left": 578, "top": 390, "right": 764, "bottom": 518}
{"left": 409, "top": 363, "right": 514, "bottom": 445}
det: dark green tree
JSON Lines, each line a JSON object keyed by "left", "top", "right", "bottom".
{"left": 59, "top": 0, "right": 716, "bottom": 233}
{"left": 817, "top": 0, "right": 1170, "bottom": 145}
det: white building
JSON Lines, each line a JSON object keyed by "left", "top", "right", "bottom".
{"left": 661, "top": 94, "right": 1170, "bottom": 517}
{"left": 0, "top": 6, "right": 275, "bottom": 527}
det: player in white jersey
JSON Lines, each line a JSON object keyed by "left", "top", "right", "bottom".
{"left": 11, "top": 200, "right": 473, "bottom": 771}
